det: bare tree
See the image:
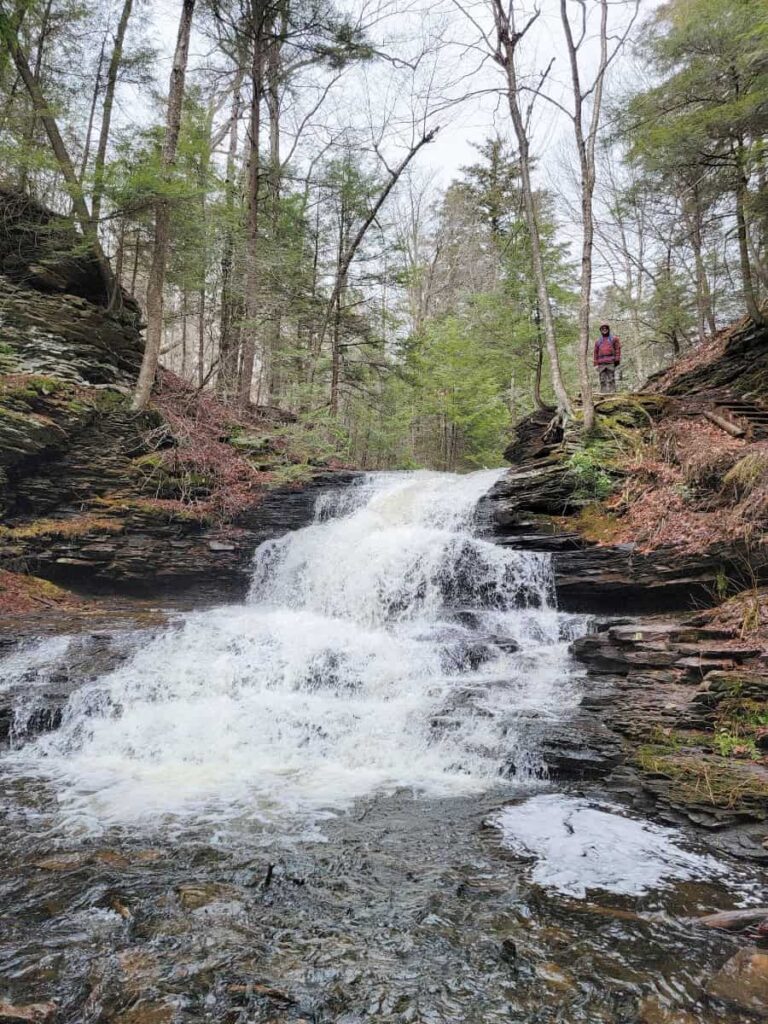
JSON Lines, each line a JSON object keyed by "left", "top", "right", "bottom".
{"left": 91, "top": 0, "right": 136, "bottom": 227}
{"left": 486, "top": 0, "right": 572, "bottom": 417}
{"left": 559, "top": 0, "right": 638, "bottom": 429}
{"left": 132, "top": 0, "right": 196, "bottom": 411}
{"left": 323, "top": 126, "right": 439, "bottom": 414}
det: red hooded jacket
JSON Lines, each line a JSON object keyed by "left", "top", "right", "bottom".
{"left": 594, "top": 333, "right": 621, "bottom": 366}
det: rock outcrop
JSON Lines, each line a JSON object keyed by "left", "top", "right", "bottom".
{"left": 0, "top": 471, "right": 358, "bottom": 597}
{"left": 492, "top": 319, "right": 768, "bottom": 858}
{"left": 541, "top": 610, "right": 768, "bottom": 860}
{"left": 488, "top": 322, "right": 768, "bottom": 612}
{"left": 0, "top": 190, "right": 357, "bottom": 599}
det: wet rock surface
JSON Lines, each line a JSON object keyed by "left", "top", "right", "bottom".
{"left": 486, "top": 489, "right": 764, "bottom": 616}
{"left": 538, "top": 615, "right": 768, "bottom": 862}
{"left": 0, "top": 784, "right": 761, "bottom": 1024}
{"left": 706, "top": 946, "right": 768, "bottom": 1017}
{"left": 1, "top": 472, "right": 361, "bottom": 599}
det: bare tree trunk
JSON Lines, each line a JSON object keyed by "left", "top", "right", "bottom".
{"left": 132, "top": 0, "right": 196, "bottom": 412}
{"left": 239, "top": 1, "right": 268, "bottom": 409}
{"left": 92, "top": 0, "right": 135, "bottom": 227}
{"left": 181, "top": 290, "right": 188, "bottom": 376}
{"left": 265, "top": 10, "right": 283, "bottom": 404}
{"left": 559, "top": 0, "right": 613, "bottom": 430}
{"left": 560, "top": 0, "right": 637, "bottom": 422}
{"left": 734, "top": 144, "right": 765, "bottom": 326}
{"left": 130, "top": 230, "right": 141, "bottom": 294}
{"left": 683, "top": 187, "right": 716, "bottom": 340}
{"left": 79, "top": 32, "right": 107, "bottom": 182}
{"left": 114, "top": 215, "right": 126, "bottom": 290}
{"left": 490, "top": 0, "right": 571, "bottom": 418}
{"left": 330, "top": 204, "right": 346, "bottom": 416}
{"left": 218, "top": 66, "right": 244, "bottom": 402}
{"left": 533, "top": 303, "right": 545, "bottom": 410}
{"left": 18, "top": 0, "right": 53, "bottom": 194}
{"left": 320, "top": 126, "right": 439, "bottom": 415}
{"left": 197, "top": 287, "right": 206, "bottom": 388}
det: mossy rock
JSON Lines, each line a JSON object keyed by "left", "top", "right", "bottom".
{"left": 635, "top": 746, "right": 768, "bottom": 815}
{"left": 228, "top": 430, "right": 276, "bottom": 454}
{"left": 0, "top": 515, "right": 124, "bottom": 542}
{"left": 594, "top": 394, "right": 668, "bottom": 424}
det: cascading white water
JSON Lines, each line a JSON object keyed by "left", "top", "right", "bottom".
{"left": 8, "top": 470, "right": 585, "bottom": 835}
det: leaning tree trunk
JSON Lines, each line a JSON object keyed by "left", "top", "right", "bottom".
{"left": 132, "top": 0, "right": 196, "bottom": 412}
{"left": 92, "top": 0, "right": 135, "bottom": 228}
{"left": 0, "top": 2, "right": 114, "bottom": 295}
{"left": 491, "top": 0, "right": 571, "bottom": 418}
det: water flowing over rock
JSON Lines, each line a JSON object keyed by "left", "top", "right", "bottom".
{"left": 7, "top": 470, "right": 584, "bottom": 833}
{"left": 1, "top": 470, "right": 763, "bottom": 1024}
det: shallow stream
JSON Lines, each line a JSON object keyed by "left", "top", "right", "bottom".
{"left": 0, "top": 471, "right": 764, "bottom": 1023}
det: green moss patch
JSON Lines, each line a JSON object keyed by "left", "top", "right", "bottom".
{"left": 635, "top": 746, "right": 768, "bottom": 813}
{"left": 0, "top": 515, "right": 124, "bottom": 541}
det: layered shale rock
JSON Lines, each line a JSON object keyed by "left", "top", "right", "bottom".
{"left": 488, "top": 322, "right": 768, "bottom": 612}
{"left": 546, "top": 614, "right": 768, "bottom": 860}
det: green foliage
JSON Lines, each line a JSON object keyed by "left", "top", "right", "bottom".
{"left": 712, "top": 730, "right": 759, "bottom": 759}
{"left": 409, "top": 315, "right": 512, "bottom": 468}
{"left": 566, "top": 446, "right": 615, "bottom": 500}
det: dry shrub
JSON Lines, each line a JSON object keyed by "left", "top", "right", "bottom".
{"left": 146, "top": 372, "right": 280, "bottom": 519}
{"left": 722, "top": 448, "right": 768, "bottom": 499}
{"left": 705, "top": 586, "right": 768, "bottom": 646}
{"left": 721, "top": 445, "right": 768, "bottom": 537}
{"left": 659, "top": 418, "right": 745, "bottom": 495}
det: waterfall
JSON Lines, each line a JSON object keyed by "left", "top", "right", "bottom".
{"left": 6, "top": 470, "right": 585, "bottom": 835}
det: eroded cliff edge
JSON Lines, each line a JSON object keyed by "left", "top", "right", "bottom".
{"left": 487, "top": 319, "right": 768, "bottom": 859}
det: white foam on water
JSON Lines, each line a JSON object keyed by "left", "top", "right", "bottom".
{"left": 6, "top": 470, "right": 585, "bottom": 834}
{"left": 492, "top": 794, "right": 726, "bottom": 897}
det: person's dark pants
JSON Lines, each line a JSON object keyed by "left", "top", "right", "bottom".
{"left": 598, "top": 365, "right": 616, "bottom": 394}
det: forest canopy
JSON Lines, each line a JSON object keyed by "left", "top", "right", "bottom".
{"left": 0, "top": 0, "right": 766, "bottom": 469}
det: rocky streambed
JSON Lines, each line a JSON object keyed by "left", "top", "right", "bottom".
{"left": 1, "top": 471, "right": 767, "bottom": 1024}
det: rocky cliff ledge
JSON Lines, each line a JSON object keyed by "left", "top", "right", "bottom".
{"left": 489, "top": 318, "right": 768, "bottom": 858}
{"left": 0, "top": 191, "right": 356, "bottom": 604}
{"left": 488, "top": 319, "right": 768, "bottom": 611}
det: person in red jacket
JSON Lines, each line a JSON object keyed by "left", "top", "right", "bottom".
{"left": 593, "top": 322, "right": 621, "bottom": 393}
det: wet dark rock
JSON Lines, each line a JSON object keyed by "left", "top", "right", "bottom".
{"left": 538, "top": 713, "right": 624, "bottom": 778}
{"left": 706, "top": 947, "right": 768, "bottom": 1018}
{"left": 560, "top": 615, "right": 768, "bottom": 856}
{"left": 499, "top": 937, "right": 518, "bottom": 963}
{"left": 0, "top": 275, "right": 142, "bottom": 386}
{"left": 0, "top": 189, "right": 136, "bottom": 311}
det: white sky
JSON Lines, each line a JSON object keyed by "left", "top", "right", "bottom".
{"left": 140, "top": 0, "right": 653, "bottom": 183}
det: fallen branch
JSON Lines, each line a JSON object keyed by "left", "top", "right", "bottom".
{"left": 702, "top": 409, "right": 745, "bottom": 438}
{"left": 693, "top": 908, "right": 768, "bottom": 931}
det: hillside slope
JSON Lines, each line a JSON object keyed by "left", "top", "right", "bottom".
{"left": 0, "top": 191, "right": 353, "bottom": 607}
